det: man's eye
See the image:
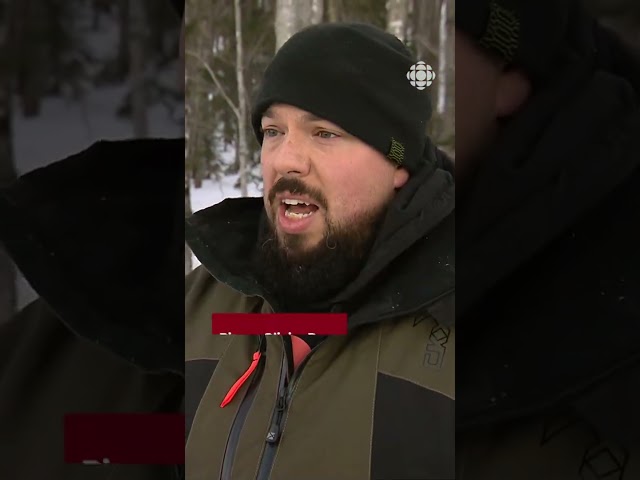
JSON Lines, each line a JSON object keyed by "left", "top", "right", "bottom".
{"left": 317, "top": 131, "right": 338, "bottom": 139}
{"left": 262, "top": 128, "right": 279, "bottom": 138}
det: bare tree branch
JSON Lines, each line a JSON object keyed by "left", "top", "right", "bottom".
{"left": 186, "top": 49, "right": 240, "bottom": 118}
{"left": 245, "top": 27, "right": 271, "bottom": 65}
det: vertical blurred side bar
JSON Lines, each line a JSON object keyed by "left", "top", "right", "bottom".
{"left": 0, "top": 1, "right": 185, "bottom": 479}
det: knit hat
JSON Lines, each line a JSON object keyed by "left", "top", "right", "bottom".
{"left": 250, "top": 23, "right": 433, "bottom": 175}
{"left": 456, "top": 0, "right": 590, "bottom": 81}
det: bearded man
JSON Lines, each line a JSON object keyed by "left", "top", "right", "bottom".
{"left": 185, "top": 22, "right": 455, "bottom": 480}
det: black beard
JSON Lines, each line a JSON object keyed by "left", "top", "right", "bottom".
{"left": 253, "top": 193, "right": 389, "bottom": 312}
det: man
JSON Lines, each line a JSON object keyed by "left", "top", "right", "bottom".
{"left": 0, "top": 1, "right": 185, "bottom": 479}
{"left": 185, "top": 23, "right": 455, "bottom": 480}
{"left": 455, "top": 0, "right": 640, "bottom": 478}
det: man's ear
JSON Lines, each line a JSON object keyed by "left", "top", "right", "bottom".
{"left": 495, "top": 68, "right": 532, "bottom": 118}
{"left": 393, "top": 167, "right": 409, "bottom": 189}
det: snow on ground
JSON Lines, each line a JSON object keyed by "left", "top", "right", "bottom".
{"left": 190, "top": 175, "right": 262, "bottom": 212}
{"left": 13, "top": 87, "right": 182, "bottom": 175}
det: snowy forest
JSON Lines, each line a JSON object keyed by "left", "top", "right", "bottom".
{"left": 184, "top": 0, "right": 455, "bottom": 272}
{"left": 0, "top": 0, "right": 183, "bottom": 322}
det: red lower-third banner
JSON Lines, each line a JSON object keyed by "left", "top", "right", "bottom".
{"left": 212, "top": 313, "right": 348, "bottom": 335}
{"left": 64, "top": 413, "right": 184, "bottom": 464}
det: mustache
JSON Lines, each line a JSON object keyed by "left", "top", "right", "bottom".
{"left": 268, "top": 177, "right": 328, "bottom": 210}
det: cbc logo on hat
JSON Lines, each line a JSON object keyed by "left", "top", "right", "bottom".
{"left": 407, "top": 61, "right": 435, "bottom": 90}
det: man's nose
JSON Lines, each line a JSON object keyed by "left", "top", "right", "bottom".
{"left": 272, "top": 131, "right": 311, "bottom": 177}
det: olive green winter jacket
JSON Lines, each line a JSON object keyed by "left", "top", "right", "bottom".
{"left": 185, "top": 154, "right": 456, "bottom": 480}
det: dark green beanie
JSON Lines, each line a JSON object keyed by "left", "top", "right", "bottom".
{"left": 251, "top": 22, "right": 433, "bottom": 175}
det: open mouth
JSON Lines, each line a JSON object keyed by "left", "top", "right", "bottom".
{"left": 276, "top": 197, "right": 321, "bottom": 234}
{"left": 281, "top": 198, "right": 320, "bottom": 219}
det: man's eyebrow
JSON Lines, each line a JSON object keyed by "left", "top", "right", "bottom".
{"left": 261, "top": 108, "right": 328, "bottom": 124}
{"left": 300, "top": 112, "right": 326, "bottom": 123}
{"left": 262, "top": 107, "right": 276, "bottom": 120}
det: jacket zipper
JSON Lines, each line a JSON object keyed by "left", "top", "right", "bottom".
{"left": 255, "top": 340, "right": 323, "bottom": 480}
{"left": 219, "top": 337, "right": 266, "bottom": 480}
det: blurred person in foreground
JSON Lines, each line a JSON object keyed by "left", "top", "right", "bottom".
{"left": 0, "top": 1, "right": 185, "bottom": 479}
{"left": 455, "top": 0, "right": 640, "bottom": 478}
{"left": 185, "top": 23, "right": 455, "bottom": 480}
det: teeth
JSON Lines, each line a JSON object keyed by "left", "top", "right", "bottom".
{"left": 284, "top": 210, "right": 314, "bottom": 219}
{"left": 282, "top": 199, "right": 310, "bottom": 206}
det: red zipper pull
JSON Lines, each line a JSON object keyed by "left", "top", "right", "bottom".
{"left": 220, "top": 351, "right": 261, "bottom": 408}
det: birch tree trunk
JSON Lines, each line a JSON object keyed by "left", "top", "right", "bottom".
{"left": 326, "top": 0, "right": 341, "bottom": 22}
{"left": 129, "top": 0, "right": 148, "bottom": 137}
{"left": 411, "top": 0, "right": 428, "bottom": 63}
{"left": 275, "top": 0, "right": 323, "bottom": 51}
{"left": 234, "top": 0, "right": 249, "bottom": 196}
{"left": 311, "top": 0, "right": 323, "bottom": 24}
{"left": 386, "top": 0, "right": 409, "bottom": 42}
{"left": 414, "top": 0, "right": 450, "bottom": 150}
{"left": 0, "top": 0, "right": 16, "bottom": 323}
{"left": 275, "top": 0, "right": 296, "bottom": 50}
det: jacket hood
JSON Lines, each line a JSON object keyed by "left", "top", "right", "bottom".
{"left": 0, "top": 138, "right": 185, "bottom": 374}
{"left": 186, "top": 144, "right": 455, "bottom": 328}
{"left": 456, "top": 22, "right": 640, "bottom": 431}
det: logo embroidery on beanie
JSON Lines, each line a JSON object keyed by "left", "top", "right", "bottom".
{"left": 406, "top": 61, "right": 435, "bottom": 90}
{"left": 479, "top": 0, "right": 520, "bottom": 63}
{"left": 387, "top": 138, "right": 405, "bottom": 166}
